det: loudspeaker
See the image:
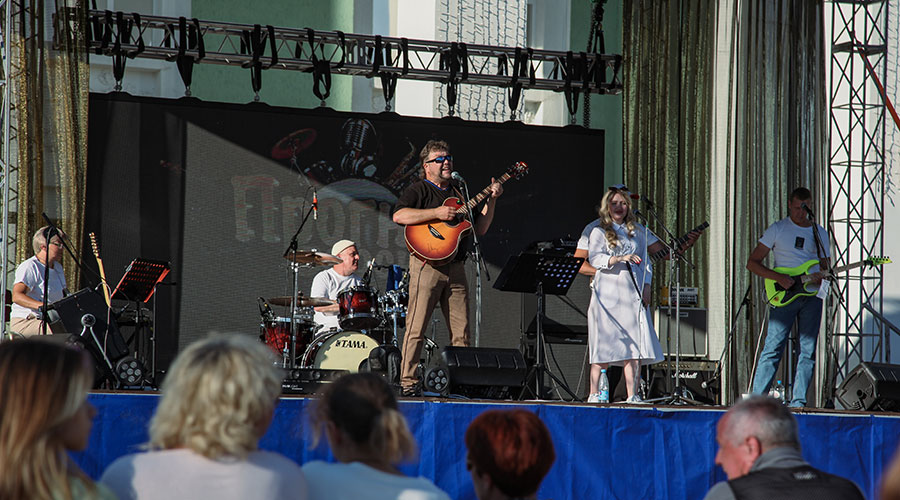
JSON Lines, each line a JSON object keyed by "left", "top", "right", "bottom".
{"left": 654, "top": 307, "right": 708, "bottom": 358}
{"left": 51, "top": 288, "right": 130, "bottom": 362}
{"left": 282, "top": 368, "right": 349, "bottom": 395}
{"left": 648, "top": 360, "right": 720, "bottom": 405}
{"left": 836, "top": 362, "right": 900, "bottom": 411}
{"left": 441, "top": 346, "right": 528, "bottom": 400}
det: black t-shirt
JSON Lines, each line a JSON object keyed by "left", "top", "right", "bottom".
{"left": 394, "top": 179, "right": 481, "bottom": 262}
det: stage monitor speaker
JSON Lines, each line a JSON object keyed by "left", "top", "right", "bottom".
{"left": 836, "top": 362, "right": 900, "bottom": 411}
{"left": 654, "top": 307, "right": 708, "bottom": 358}
{"left": 648, "top": 360, "right": 719, "bottom": 405}
{"left": 50, "top": 288, "right": 129, "bottom": 362}
{"left": 440, "top": 346, "right": 527, "bottom": 400}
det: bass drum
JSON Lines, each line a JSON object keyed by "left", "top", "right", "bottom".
{"left": 301, "top": 330, "right": 380, "bottom": 372}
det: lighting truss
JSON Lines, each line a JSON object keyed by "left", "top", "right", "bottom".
{"left": 825, "top": 0, "right": 889, "bottom": 404}
{"left": 79, "top": 9, "right": 622, "bottom": 101}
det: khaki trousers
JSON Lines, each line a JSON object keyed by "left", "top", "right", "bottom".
{"left": 400, "top": 255, "right": 470, "bottom": 387}
{"left": 9, "top": 316, "right": 64, "bottom": 337}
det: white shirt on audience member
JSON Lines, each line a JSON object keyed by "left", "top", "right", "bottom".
{"left": 100, "top": 448, "right": 307, "bottom": 500}
{"left": 302, "top": 461, "right": 451, "bottom": 500}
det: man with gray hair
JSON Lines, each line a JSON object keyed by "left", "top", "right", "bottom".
{"left": 9, "top": 226, "right": 68, "bottom": 336}
{"left": 704, "top": 395, "right": 864, "bottom": 500}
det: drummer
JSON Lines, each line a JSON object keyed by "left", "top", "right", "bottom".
{"left": 310, "top": 239, "right": 363, "bottom": 334}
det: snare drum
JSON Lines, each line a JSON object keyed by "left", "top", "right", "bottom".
{"left": 337, "top": 287, "right": 380, "bottom": 330}
{"left": 301, "top": 329, "right": 380, "bottom": 372}
{"left": 260, "top": 317, "right": 314, "bottom": 355}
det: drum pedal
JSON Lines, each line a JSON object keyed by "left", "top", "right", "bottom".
{"left": 281, "top": 367, "right": 349, "bottom": 395}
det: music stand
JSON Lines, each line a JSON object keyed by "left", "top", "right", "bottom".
{"left": 110, "top": 258, "right": 171, "bottom": 384}
{"left": 494, "top": 252, "right": 583, "bottom": 400}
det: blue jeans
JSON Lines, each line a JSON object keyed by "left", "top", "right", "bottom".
{"left": 751, "top": 296, "right": 823, "bottom": 407}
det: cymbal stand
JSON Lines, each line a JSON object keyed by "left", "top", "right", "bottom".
{"left": 283, "top": 195, "right": 316, "bottom": 369}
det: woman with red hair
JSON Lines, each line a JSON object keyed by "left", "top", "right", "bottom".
{"left": 464, "top": 409, "right": 556, "bottom": 500}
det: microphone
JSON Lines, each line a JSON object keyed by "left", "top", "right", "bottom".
{"left": 312, "top": 189, "right": 318, "bottom": 220}
{"left": 801, "top": 203, "right": 814, "bottom": 220}
{"left": 362, "top": 259, "right": 375, "bottom": 286}
{"left": 450, "top": 171, "right": 466, "bottom": 184}
{"left": 629, "top": 193, "right": 655, "bottom": 206}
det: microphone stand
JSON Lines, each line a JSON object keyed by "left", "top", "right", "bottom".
{"left": 282, "top": 196, "right": 317, "bottom": 368}
{"left": 458, "top": 179, "right": 489, "bottom": 347}
{"left": 639, "top": 202, "right": 700, "bottom": 405}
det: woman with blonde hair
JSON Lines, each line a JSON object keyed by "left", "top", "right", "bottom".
{"left": 304, "top": 372, "right": 450, "bottom": 500}
{"left": 0, "top": 338, "right": 116, "bottom": 500}
{"left": 584, "top": 185, "right": 664, "bottom": 403}
{"left": 100, "top": 333, "right": 307, "bottom": 499}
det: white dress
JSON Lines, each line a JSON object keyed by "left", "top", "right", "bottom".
{"left": 587, "top": 222, "right": 663, "bottom": 365}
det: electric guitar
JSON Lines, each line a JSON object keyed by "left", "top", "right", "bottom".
{"left": 89, "top": 232, "right": 112, "bottom": 307}
{"left": 404, "top": 162, "right": 529, "bottom": 265}
{"left": 764, "top": 256, "right": 892, "bottom": 307}
{"left": 650, "top": 221, "right": 709, "bottom": 263}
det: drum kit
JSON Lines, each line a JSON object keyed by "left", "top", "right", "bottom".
{"left": 259, "top": 249, "right": 409, "bottom": 373}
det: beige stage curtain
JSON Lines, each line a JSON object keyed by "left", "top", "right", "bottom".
{"left": 14, "top": 1, "right": 90, "bottom": 289}
{"left": 622, "top": 1, "right": 715, "bottom": 321}
{"left": 714, "top": 0, "right": 827, "bottom": 403}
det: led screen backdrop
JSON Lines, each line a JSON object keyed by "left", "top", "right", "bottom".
{"left": 86, "top": 93, "right": 604, "bottom": 375}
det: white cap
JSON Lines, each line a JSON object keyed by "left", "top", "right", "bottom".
{"left": 331, "top": 239, "right": 356, "bottom": 257}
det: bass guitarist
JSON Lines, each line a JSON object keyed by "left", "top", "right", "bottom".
{"left": 391, "top": 139, "right": 503, "bottom": 396}
{"left": 746, "top": 187, "right": 830, "bottom": 408}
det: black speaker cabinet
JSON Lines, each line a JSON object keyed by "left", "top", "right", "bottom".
{"left": 648, "top": 360, "right": 720, "bottom": 405}
{"left": 836, "top": 362, "right": 900, "bottom": 411}
{"left": 50, "top": 288, "right": 130, "bottom": 363}
{"left": 654, "top": 307, "right": 708, "bottom": 358}
{"left": 441, "top": 346, "right": 527, "bottom": 400}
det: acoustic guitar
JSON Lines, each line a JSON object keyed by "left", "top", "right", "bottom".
{"left": 404, "top": 162, "right": 529, "bottom": 265}
{"left": 764, "top": 256, "right": 891, "bottom": 307}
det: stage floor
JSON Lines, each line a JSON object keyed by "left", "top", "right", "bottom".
{"left": 74, "top": 392, "right": 900, "bottom": 499}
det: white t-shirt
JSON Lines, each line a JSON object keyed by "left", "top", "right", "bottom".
{"left": 100, "top": 449, "right": 307, "bottom": 500}
{"left": 577, "top": 218, "right": 660, "bottom": 250}
{"left": 11, "top": 256, "right": 67, "bottom": 319}
{"left": 759, "top": 217, "right": 831, "bottom": 270}
{"left": 302, "top": 461, "right": 451, "bottom": 500}
{"left": 310, "top": 268, "right": 362, "bottom": 331}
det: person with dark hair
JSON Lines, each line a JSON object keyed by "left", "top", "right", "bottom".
{"left": 304, "top": 372, "right": 450, "bottom": 500}
{"left": 0, "top": 338, "right": 116, "bottom": 500}
{"left": 391, "top": 139, "right": 503, "bottom": 395}
{"left": 747, "top": 187, "right": 830, "bottom": 407}
{"left": 101, "top": 333, "right": 307, "bottom": 500}
{"left": 704, "top": 395, "right": 864, "bottom": 500}
{"left": 465, "top": 409, "right": 556, "bottom": 500}
{"left": 10, "top": 225, "right": 69, "bottom": 336}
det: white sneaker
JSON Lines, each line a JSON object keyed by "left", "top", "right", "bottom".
{"left": 626, "top": 395, "right": 648, "bottom": 404}
{"left": 587, "top": 393, "right": 601, "bottom": 403}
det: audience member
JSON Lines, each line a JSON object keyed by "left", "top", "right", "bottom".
{"left": 464, "top": 409, "right": 556, "bottom": 500}
{"left": 704, "top": 395, "right": 864, "bottom": 500}
{"left": 881, "top": 444, "right": 900, "bottom": 500}
{"left": 304, "top": 372, "right": 450, "bottom": 500}
{"left": 100, "top": 333, "right": 307, "bottom": 500}
{"left": 0, "top": 338, "right": 116, "bottom": 500}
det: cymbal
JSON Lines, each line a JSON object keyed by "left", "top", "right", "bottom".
{"left": 269, "top": 295, "right": 336, "bottom": 308}
{"left": 285, "top": 250, "right": 341, "bottom": 266}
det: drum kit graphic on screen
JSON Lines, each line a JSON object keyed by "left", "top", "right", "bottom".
{"left": 259, "top": 249, "right": 409, "bottom": 374}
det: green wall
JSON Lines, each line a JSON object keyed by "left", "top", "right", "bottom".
{"left": 570, "top": 0, "right": 623, "bottom": 189}
{"left": 189, "top": 0, "right": 355, "bottom": 109}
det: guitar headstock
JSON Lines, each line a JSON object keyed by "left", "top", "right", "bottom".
{"left": 864, "top": 256, "right": 892, "bottom": 267}
{"left": 506, "top": 161, "right": 529, "bottom": 180}
{"left": 89, "top": 232, "right": 100, "bottom": 258}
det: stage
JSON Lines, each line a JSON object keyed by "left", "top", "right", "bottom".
{"left": 74, "top": 392, "right": 900, "bottom": 499}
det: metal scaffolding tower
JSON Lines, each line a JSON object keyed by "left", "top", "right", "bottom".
{"left": 825, "top": 0, "right": 890, "bottom": 404}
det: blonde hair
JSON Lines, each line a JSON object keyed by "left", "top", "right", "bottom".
{"left": 311, "top": 373, "right": 417, "bottom": 464}
{"left": 148, "top": 333, "right": 283, "bottom": 459}
{"left": 597, "top": 187, "right": 637, "bottom": 248}
{"left": 0, "top": 339, "right": 96, "bottom": 500}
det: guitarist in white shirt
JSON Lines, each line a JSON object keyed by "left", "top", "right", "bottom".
{"left": 746, "top": 187, "right": 830, "bottom": 408}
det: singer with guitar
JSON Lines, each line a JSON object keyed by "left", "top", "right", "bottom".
{"left": 746, "top": 187, "right": 830, "bottom": 408}
{"left": 391, "top": 139, "right": 503, "bottom": 396}
{"left": 10, "top": 226, "right": 69, "bottom": 336}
